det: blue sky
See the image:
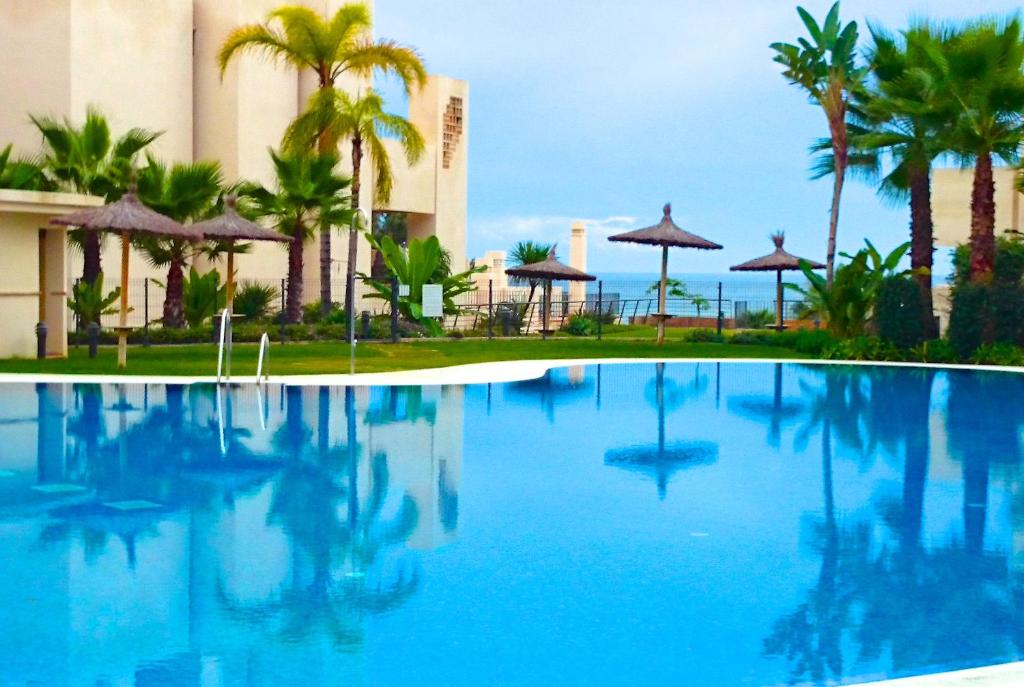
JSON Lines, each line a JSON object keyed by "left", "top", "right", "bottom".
{"left": 374, "top": 0, "right": 1024, "bottom": 275}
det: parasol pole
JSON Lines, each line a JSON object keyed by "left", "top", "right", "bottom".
{"left": 226, "top": 240, "right": 236, "bottom": 313}
{"left": 118, "top": 230, "right": 130, "bottom": 368}
{"left": 775, "top": 268, "right": 784, "bottom": 330}
{"left": 658, "top": 245, "right": 668, "bottom": 345}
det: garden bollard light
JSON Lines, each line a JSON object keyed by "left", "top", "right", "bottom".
{"left": 361, "top": 311, "right": 371, "bottom": 340}
{"left": 35, "top": 322, "right": 47, "bottom": 359}
{"left": 87, "top": 322, "right": 100, "bottom": 359}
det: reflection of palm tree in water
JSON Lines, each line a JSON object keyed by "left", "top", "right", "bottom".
{"left": 222, "top": 385, "right": 421, "bottom": 648}
{"left": 764, "top": 368, "right": 871, "bottom": 684}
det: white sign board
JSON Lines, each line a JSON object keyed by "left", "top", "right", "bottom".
{"left": 421, "top": 284, "right": 444, "bottom": 318}
{"left": 398, "top": 284, "right": 411, "bottom": 297}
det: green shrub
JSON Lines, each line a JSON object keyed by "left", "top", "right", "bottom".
{"left": 970, "top": 342, "right": 1024, "bottom": 366}
{"left": 823, "top": 336, "right": 904, "bottom": 362}
{"left": 302, "top": 300, "right": 347, "bottom": 325}
{"left": 182, "top": 268, "right": 226, "bottom": 328}
{"left": 875, "top": 275, "right": 925, "bottom": 349}
{"left": 68, "top": 274, "right": 123, "bottom": 326}
{"left": 735, "top": 309, "right": 774, "bottom": 329}
{"left": 680, "top": 328, "right": 725, "bottom": 344}
{"left": 778, "top": 329, "right": 834, "bottom": 356}
{"left": 907, "top": 339, "right": 960, "bottom": 364}
{"left": 948, "top": 282, "right": 989, "bottom": 360}
{"left": 563, "top": 314, "right": 598, "bottom": 336}
{"left": 233, "top": 283, "right": 279, "bottom": 321}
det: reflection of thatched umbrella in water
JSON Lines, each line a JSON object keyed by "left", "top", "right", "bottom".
{"left": 608, "top": 204, "right": 723, "bottom": 344}
{"left": 730, "top": 232, "right": 824, "bottom": 330}
{"left": 504, "top": 247, "right": 595, "bottom": 339}
{"left": 604, "top": 363, "right": 718, "bottom": 499}
{"left": 506, "top": 369, "right": 593, "bottom": 422}
{"left": 52, "top": 188, "right": 200, "bottom": 368}
{"left": 727, "top": 363, "right": 804, "bottom": 449}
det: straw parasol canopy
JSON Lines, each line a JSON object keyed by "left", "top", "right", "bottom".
{"left": 52, "top": 188, "right": 199, "bottom": 368}
{"left": 505, "top": 247, "right": 595, "bottom": 339}
{"left": 191, "top": 195, "right": 288, "bottom": 311}
{"left": 730, "top": 232, "right": 825, "bottom": 330}
{"left": 608, "top": 204, "right": 723, "bottom": 345}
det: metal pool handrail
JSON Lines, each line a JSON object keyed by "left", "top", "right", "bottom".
{"left": 256, "top": 333, "right": 270, "bottom": 385}
{"left": 216, "top": 308, "right": 230, "bottom": 385}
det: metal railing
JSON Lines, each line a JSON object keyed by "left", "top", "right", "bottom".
{"left": 216, "top": 308, "right": 230, "bottom": 385}
{"left": 256, "top": 333, "right": 270, "bottom": 384}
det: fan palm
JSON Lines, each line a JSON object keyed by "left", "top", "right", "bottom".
{"left": 931, "top": 17, "right": 1024, "bottom": 282}
{"left": 508, "top": 240, "right": 553, "bottom": 305}
{"left": 284, "top": 89, "right": 426, "bottom": 320}
{"left": 135, "top": 155, "right": 223, "bottom": 328}
{"left": 849, "top": 24, "right": 958, "bottom": 337}
{"left": 240, "top": 151, "right": 352, "bottom": 323}
{"left": 30, "top": 107, "right": 161, "bottom": 284}
{"left": 0, "top": 145, "right": 53, "bottom": 191}
{"left": 772, "top": 2, "right": 865, "bottom": 285}
{"left": 218, "top": 2, "right": 427, "bottom": 319}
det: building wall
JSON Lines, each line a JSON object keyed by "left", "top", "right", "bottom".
{"left": 932, "top": 167, "right": 1022, "bottom": 247}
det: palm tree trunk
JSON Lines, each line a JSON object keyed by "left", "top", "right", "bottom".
{"left": 344, "top": 135, "right": 363, "bottom": 337}
{"left": 908, "top": 166, "right": 936, "bottom": 338}
{"left": 319, "top": 220, "right": 332, "bottom": 318}
{"left": 969, "top": 151, "right": 996, "bottom": 282}
{"left": 287, "top": 233, "right": 304, "bottom": 324}
{"left": 826, "top": 133, "right": 847, "bottom": 287}
{"left": 163, "top": 257, "right": 185, "bottom": 329}
{"left": 83, "top": 230, "right": 102, "bottom": 286}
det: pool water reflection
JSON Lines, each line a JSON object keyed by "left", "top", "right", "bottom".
{"left": 1, "top": 363, "right": 1023, "bottom": 686}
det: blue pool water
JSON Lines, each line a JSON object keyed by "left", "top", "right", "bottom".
{"left": 1, "top": 363, "right": 1023, "bottom": 686}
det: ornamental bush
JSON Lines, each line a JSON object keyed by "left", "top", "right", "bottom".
{"left": 875, "top": 276, "right": 925, "bottom": 349}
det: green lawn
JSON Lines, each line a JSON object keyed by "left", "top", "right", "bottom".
{"left": 0, "top": 327, "right": 809, "bottom": 377}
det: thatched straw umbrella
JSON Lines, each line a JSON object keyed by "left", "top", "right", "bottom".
{"left": 505, "top": 247, "right": 595, "bottom": 339}
{"left": 730, "top": 232, "right": 825, "bottom": 330}
{"left": 52, "top": 188, "right": 199, "bottom": 368}
{"left": 191, "top": 196, "right": 289, "bottom": 312}
{"left": 608, "top": 204, "right": 722, "bottom": 345}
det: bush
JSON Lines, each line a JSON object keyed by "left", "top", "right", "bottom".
{"left": 875, "top": 276, "right": 925, "bottom": 349}
{"left": 302, "top": 300, "right": 347, "bottom": 325}
{"left": 735, "top": 309, "right": 774, "bottom": 329}
{"left": 907, "top": 339, "right": 959, "bottom": 364}
{"left": 563, "top": 314, "right": 598, "bottom": 337}
{"left": 970, "top": 342, "right": 1024, "bottom": 367}
{"left": 823, "top": 336, "right": 905, "bottom": 362}
{"left": 948, "top": 282, "right": 989, "bottom": 360}
{"left": 680, "top": 328, "right": 725, "bottom": 344}
{"left": 233, "top": 283, "right": 279, "bottom": 321}
{"left": 182, "top": 268, "right": 226, "bottom": 328}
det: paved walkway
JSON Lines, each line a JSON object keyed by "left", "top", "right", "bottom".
{"left": 860, "top": 663, "right": 1024, "bottom": 686}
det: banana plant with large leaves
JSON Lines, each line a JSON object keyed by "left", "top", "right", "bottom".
{"left": 360, "top": 235, "right": 483, "bottom": 335}
{"left": 786, "top": 240, "right": 921, "bottom": 338}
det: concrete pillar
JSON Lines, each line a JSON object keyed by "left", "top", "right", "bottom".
{"left": 569, "top": 221, "right": 587, "bottom": 306}
{"left": 42, "top": 227, "right": 68, "bottom": 357}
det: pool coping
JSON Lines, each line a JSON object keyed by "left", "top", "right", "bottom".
{"left": 0, "top": 357, "right": 1023, "bottom": 387}
{"left": 856, "top": 661, "right": 1024, "bottom": 686}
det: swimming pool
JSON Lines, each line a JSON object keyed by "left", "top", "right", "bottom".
{"left": 1, "top": 362, "right": 1022, "bottom": 686}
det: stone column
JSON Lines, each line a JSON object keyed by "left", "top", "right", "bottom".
{"left": 569, "top": 221, "right": 587, "bottom": 307}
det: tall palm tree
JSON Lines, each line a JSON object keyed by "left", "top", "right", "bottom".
{"left": 284, "top": 88, "right": 426, "bottom": 321}
{"left": 218, "top": 2, "right": 427, "bottom": 318}
{"left": 135, "top": 155, "right": 224, "bottom": 328}
{"left": 852, "top": 24, "right": 957, "bottom": 338}
{"left": 30, "top": 107, "right": 161, "bottom": 285}
{"left": 934, "top": 18, "right": 1024, "bottom": 282}
{"left": 241, "top": 150, "right": 352, "bottom": 323}
{"left": 508, "top": 240, "right": 553, "bottom": 305}
{"left": 772, "top": 2, "right": 864, "bottom": 285}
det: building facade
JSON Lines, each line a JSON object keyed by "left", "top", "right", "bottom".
{"left": 0, "top": 0, "right": 468, "bottom": 335}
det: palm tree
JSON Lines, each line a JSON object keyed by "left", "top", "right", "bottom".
{"left": 852, "top": 24, "right": 957, "bottom": 338}
{"left": 218, "top": 2, "right": 427, "bottom": 319}
{"left": 772, "top": 2, "right": 864, "bottom": 285}
{"left": 508, "top": 240, "right": 553, "bottom": 305}
{"left": 30, "top": 107, "right": 161, "bottom": 285}
{"left": 284, "top": 88, "right": 426, "bottom": 321}
{"left": 241, "top": 151, "right": 352, "bottom": 323}
{"left": 0, "top": 145, "right": 52, "bottom": 190}
{"left": 134, "top": 155, "right": 224, "bottom": 328}
{"left": 933, "top": 17, "right": 1024, "bottom": 282}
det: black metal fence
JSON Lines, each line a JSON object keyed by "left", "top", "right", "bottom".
{"left": 67, "top": 276, "right": 807, "bottom": 340}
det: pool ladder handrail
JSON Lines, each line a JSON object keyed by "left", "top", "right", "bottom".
{"left": 216, "top": 308, "right": 230, "bottom": 385}
{"left": 256, "top": 332, "right": 270, "bottom": 385}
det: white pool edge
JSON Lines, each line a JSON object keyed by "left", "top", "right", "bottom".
{"left": 856, "top": 661, "right": 1024, "bottom": 686}
{"left": 1, "top": 356, "right": 1023, "bottom": 388}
